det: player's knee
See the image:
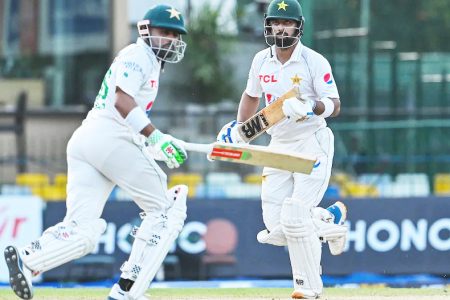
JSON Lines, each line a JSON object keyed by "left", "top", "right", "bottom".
{"left": 280, "top": 198, "right": 314, "bottom": 239}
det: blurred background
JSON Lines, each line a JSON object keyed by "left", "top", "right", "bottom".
{"left": 0, "top": 0, "right": 449, "bottom": 288}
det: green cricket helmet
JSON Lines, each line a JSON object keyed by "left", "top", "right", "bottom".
{"left": 137, "top": 4, "right": 187, "bottom": 63}
{"left": 264, "top": 0, "right": 305, "bottom": 48}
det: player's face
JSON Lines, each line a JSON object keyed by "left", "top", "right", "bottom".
{"left": 266, "top": 18, "right": 300, "bottom": 48}
{"left": 147, "top": 27, "right": 186, "bottom": 63}
{"left": 149, "top": 27, "right": 180, "bottom": 49}
{"left": 270, "top": 19, "right": 298, "bottom": 38}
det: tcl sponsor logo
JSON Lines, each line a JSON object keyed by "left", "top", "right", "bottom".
{"left": 345, "top": 218, "right": 450, "bottom": 252}
{"left": 259, "top": 74, "right": 277, "bottom": 83}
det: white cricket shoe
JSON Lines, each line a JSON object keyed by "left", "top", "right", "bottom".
{"left": 107, "top": 283, "right": 128, "bottom": 300}
{"left": 291, "top": 288, "right": 320, "bottom": 299}
{"left": 4, "top": 245, "right": 33, "bottom": 299}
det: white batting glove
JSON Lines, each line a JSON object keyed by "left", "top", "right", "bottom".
{"left": 282, "top": 97, "right": 315, "bottom": 122}
{"left": 216, "top": 120, "right": 245, "bottom": 144}
{"left": 147, "top": 130, "right": 187, "bottom": 169}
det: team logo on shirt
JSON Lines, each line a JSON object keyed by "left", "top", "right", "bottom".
{"left": 146, "top": 101, "right": 154, "bottom": 111}
{"left": 324, "top": 73, "right": 333, "bottom": 84}
{"left": 259, "top": 74, "right": 277, "bottom": 83}
{"left": 291, "top": 74, "right": 302, "bottom": 85}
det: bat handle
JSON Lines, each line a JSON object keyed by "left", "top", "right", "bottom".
{"left": 181, "top": 142, "right": 213, "bottom": 154}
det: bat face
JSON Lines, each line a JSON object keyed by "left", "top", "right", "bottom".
{"left": 209, "top": 143, "right": 316, "bottom": 174}
{"left": 238, "top": 112, "right": 270, "bottom": 141}
{"left": 237, "top": 87, "right": 300, "bottom": 143}
{"left": 211, "top": 146, "right": 252, "bottom": 160}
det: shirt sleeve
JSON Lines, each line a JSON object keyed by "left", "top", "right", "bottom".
{"left": 115, "top": 51, "right": 148, "bottom": 98}
{"left": 245, "top": 54, "right": 263, "bottom": 98}
{"left": 312, "top": 54, "right": 340, "bottom": 99}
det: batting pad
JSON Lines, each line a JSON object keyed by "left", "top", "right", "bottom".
{"left": 281, "top": 198, "right": 323, "bottom": 296}
{"left": 21, "top": 219, "right": 106, "bottom": 273}
{"left": 127, "top": 185, "right": 188, "bottom": 300}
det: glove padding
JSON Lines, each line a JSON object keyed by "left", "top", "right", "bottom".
{"left": 216, "top": 120, "right": 245, "bottom": 144}
{"left": 147, "top": 129, "right": 187, "bottom": 169}
{"left": 282, "top": 97, "right": 314, "bottom": 122}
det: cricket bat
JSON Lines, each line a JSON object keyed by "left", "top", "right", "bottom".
{"left": 237, "top": 86, "right": 301, "bottom": 143}
{"left": 183, "top": 142, "right": 316, "bottom": 174}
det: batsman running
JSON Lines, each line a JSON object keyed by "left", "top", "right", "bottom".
{"left": 4, "top": 4, "right": 189, "bottom": 300}
{"left": 217, "top": 0, "right": 348, "bottom": 298}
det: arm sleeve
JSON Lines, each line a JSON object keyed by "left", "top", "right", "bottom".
{"left": 115, "top": 52, "right": 149, "bottom": 98}
{"left": 245, "top": 55, "right": 263, "bottom": 98}
{"left": 312, "top": 55, "right": 340, "bottom": 99}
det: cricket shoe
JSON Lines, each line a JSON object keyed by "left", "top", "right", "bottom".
{"left": 326, "top": 201, "right": 348, "bottom": 255}
{"left": 291, "top": 288, "right": 320, "bottom": 299}
{"left": 107, "top": 283, "right": 128, "bottom": 300}
{"left": 4, "top": 245, "right": 33, "bottom": 299}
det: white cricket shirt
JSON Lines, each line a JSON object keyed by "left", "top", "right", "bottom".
{"left": 245, "top": 41, "right": 340, "bottom": 142}
{"left": 86, "top": 38, "right": 160, "bottom": 126}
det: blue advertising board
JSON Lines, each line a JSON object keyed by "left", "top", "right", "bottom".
{"left": 43, "top": 197, "right": 450, "bottom": 280}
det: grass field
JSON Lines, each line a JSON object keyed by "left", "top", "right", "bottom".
{"left": 0, "top": 287, "right": 448, "bottom": 300}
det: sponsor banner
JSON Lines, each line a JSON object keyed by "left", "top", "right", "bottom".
{"left": 42, "top": 197, "right": 449, "bottom": 280}
{"left": 0, "top": 196, "right": 44, "bottom": 283}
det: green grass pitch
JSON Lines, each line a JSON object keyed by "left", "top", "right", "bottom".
{"left": 0, "top": 287, "right": 448, "bottom": 300}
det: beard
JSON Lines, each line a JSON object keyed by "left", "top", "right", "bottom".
{"left": 153, "top": 42, "right": 176, "bottom": 60}
{"left": 275, "top": 34, "right": 298, "bottom": 48}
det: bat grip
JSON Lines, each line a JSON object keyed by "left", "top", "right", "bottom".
{"left": 181, "top": 142, "right": 214, "bottom": 154}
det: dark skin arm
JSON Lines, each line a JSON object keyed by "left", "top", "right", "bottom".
{"left": 236, "top": 91, "right": 260, "bottom": 122}
{"left": 312, "top": 98, "right": 341, "bottom": 117}
{"left": 114, "top": 87, "right": 156, "bottom": 137}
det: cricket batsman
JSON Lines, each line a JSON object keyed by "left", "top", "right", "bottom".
{"left": 5, "top": 4, "right": 190, "bottom": 300}
{"left": 217, "top": 0, "right": 348, "bottom": 298}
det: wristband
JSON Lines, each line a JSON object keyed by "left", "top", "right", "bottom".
{"left": 318, "top": 97, "right": 335, "bottom": 118}
{"left": 125, "top": 106, "right": 151, "bottom": 133}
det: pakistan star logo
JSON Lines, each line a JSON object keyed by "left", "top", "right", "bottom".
{"left": 277, "top": 0, "right": 289, "bottom": 11}
{"left": 291, "top": 74, "right": 302, "bottom": 85}
{"left": 166, "top": 7, "right": 181, "bottom": 20}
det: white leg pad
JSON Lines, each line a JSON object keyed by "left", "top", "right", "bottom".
{"left": 127, "top": 185, "right": 188, "bottom": 300}
{"left": 21, "top": 219, "right": 107, "bottom": 274}
{"left": 256, "top": 224, "right": 287, "bottom": 246}
{"left": 281, "top": 198, "right": 323, "bottom": 296}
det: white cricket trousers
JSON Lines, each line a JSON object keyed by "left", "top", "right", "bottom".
{"left": 64, "top": 117, "right": 170, "bottom": 224}
{"left": 261, "top": 127, "right": 334, "bottom": 231}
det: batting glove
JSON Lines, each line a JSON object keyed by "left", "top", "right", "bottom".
{"left": 147, "top": 129, "right": 187, "bottom": 169}
{"left": 217, "top": 120, "right": 245, "bottom": 144}
{"left": 282, "top": 97, "right": 315, "bottom": 122}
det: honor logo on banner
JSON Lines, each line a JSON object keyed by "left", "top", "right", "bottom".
{"left": 345, "top": 218, "right": 450, "bottom": 253}
{"left": 93, "top": 218, "right": 239, "bottom": 256}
